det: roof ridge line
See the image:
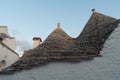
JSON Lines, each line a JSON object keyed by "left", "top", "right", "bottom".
{"left": 93, "top": 11, "right": 118, "bottom": 20}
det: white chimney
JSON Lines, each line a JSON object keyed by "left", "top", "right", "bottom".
{"left": 32, "top": 37, "right": 42, "bottom": 49}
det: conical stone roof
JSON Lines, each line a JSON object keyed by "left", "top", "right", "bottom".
{"left": 76, "top": 11, "right": 119, "bottom": 51}
{"left": 37, "top": 23, "right": 73, "bottom": 50}
{"left": 22, "top": 23, "right": 76, "bottom": 58}
{"left": 36, "top": 23, "right": 75, "bottom": 51}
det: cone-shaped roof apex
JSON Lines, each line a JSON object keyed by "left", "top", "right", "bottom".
{"left": 33, "top": 23, "right": 74, "bottom": 51}
{"left": 57, "top": 22, "right": 60, "bottom": 28}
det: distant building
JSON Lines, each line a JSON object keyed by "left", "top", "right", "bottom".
{"left": 0, "top": 26, "right": 19, "bottom": 71}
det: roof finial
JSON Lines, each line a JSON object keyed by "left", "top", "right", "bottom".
{"left": 57, "top": 22, "right": 60, "bottom": 28}
{"left": 91, "top": 8, "right": 96, "bottom": 12}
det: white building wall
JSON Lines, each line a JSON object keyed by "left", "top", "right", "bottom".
{"left": 0, "top": 42, "right": 19, "bottom": 71}
{"left": 0, "top": 26, "right": 18, "bottom": 71}
{"left": 2, "top": 38, "right": 16, "bottom": 51}
{"left": 0, "top": 26, "right": 16, "bottom": 51}
{"left": 0, "top": 26, "right": 9, "bottom": 35}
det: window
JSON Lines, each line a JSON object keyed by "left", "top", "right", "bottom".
{"left": 0, "top": 60, "right": 6, "bottom": 67}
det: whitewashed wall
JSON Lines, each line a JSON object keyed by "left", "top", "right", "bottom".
{"left": 0, "top": 26, "right": 9, "bottom": 35}
{"left": 2, "top": 38, "right": 16, "bottom": 51}
{"left": 0, "top": 42, "right": 19, "bottom": 71}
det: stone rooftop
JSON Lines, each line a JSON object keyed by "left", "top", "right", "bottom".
{"left": 0, "top": 11, "right": 120, "bottom": 74}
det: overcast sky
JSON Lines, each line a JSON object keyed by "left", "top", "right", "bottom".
{"left": 0, "top": 0, "right": 120, "bottom": 53}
